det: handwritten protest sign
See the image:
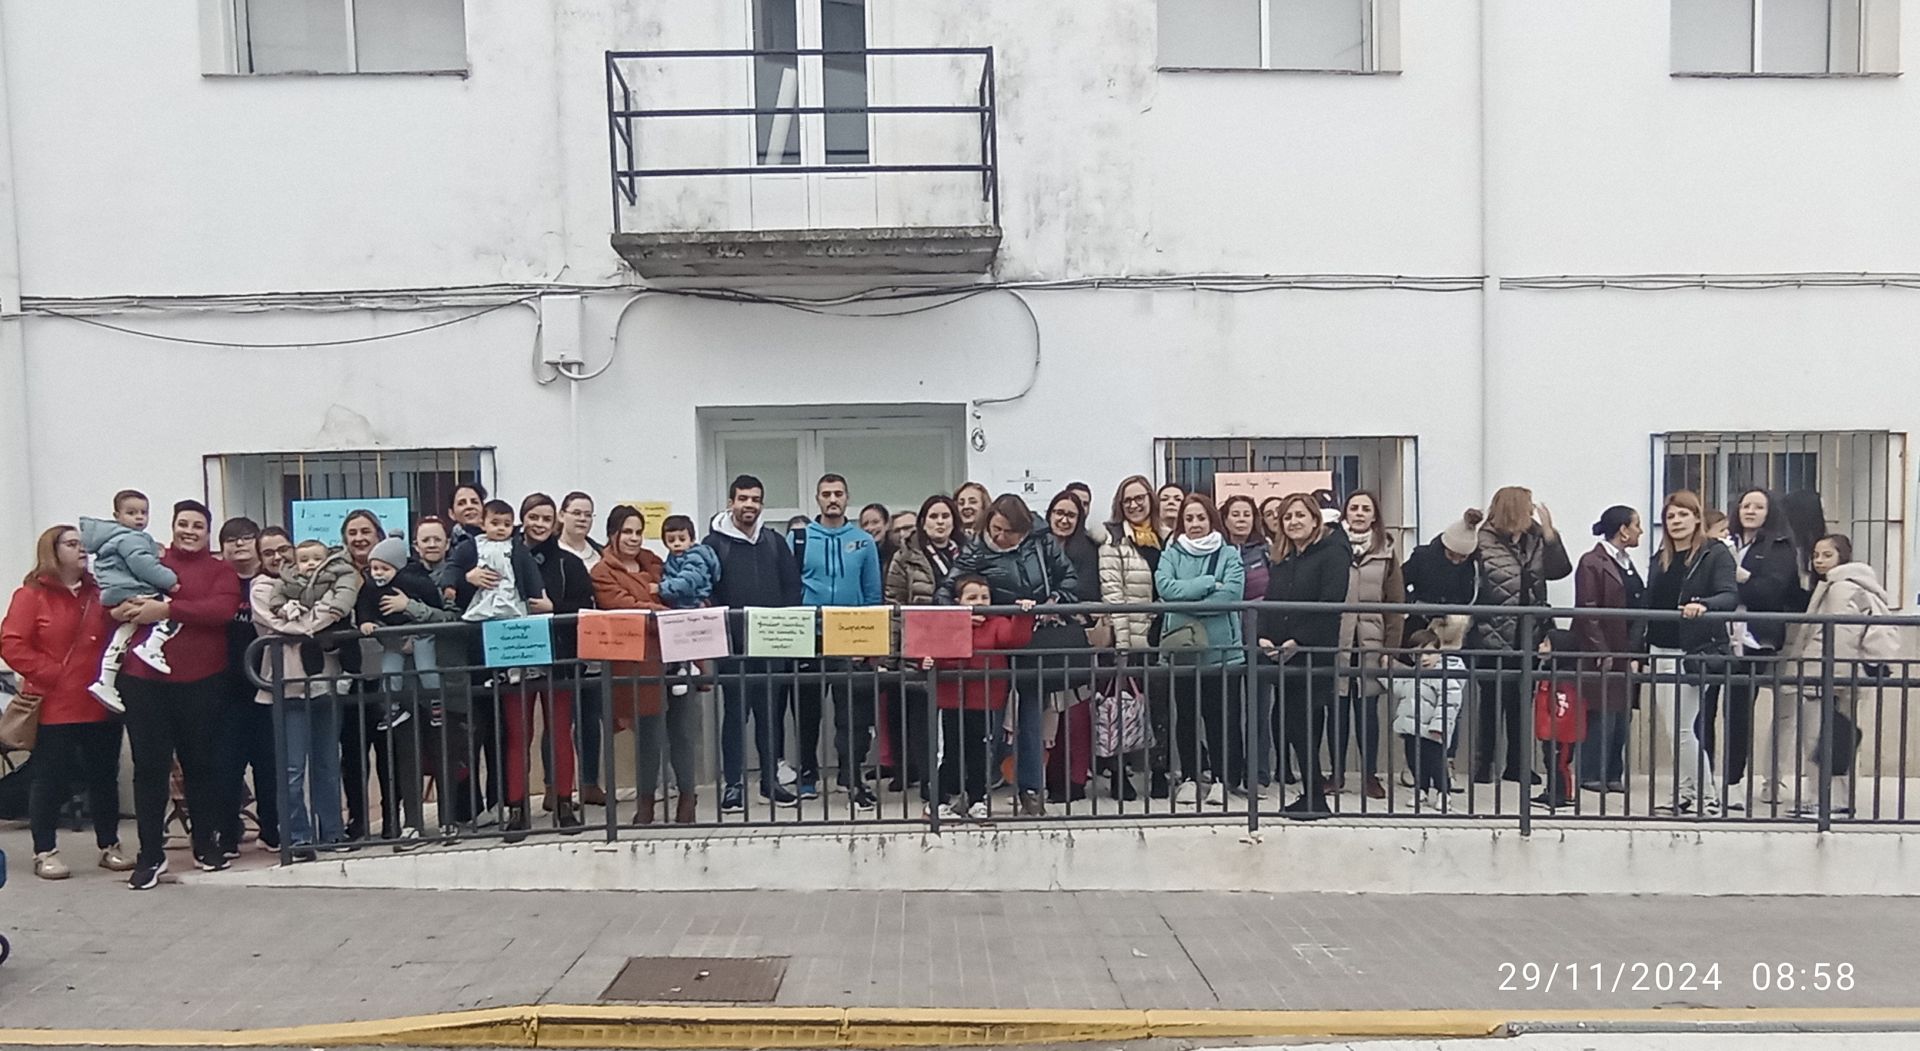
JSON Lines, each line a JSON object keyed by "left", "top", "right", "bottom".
{"left": 821, "top": 606, "right": 890, "bottom": 657}
{"left": 1212, "top": 471, "right": 1333, "bottom": 505}
{"left": 291, "top": 498, "right": 410, "bottom": 545}
{"left": 656, "top": 607, "right": 730, "bottom": 663}
{"left": 747, "top": 607, "right": 816, "bottom": 659}
{"left": 482, "top": 615, "right": 553, "bottom": 668}
{"left": 902, "top": 607, "right": 974, "bottom": 660}
{"left": 576, "top": 609, "right": 651, "bottom": 662}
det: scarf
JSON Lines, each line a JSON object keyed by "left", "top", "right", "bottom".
{"left": 1346, "top": 526, "right": 1376, "bottom": 563}
{"left": 1129, "top": 521, "right": 1161, "bottom": 550}
{"left": 1175, "top": 532, "right": 1223, "bottom": 557}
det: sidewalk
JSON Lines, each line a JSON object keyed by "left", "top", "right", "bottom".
{"left": 2, "top": 826, "right": 1918, "bottom": 1032}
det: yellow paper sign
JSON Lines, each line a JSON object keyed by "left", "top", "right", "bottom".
{"left": 820, "top": 606, "right": 891, "bottom": 657}
{"left": 621, "top": 500, "right": 675, "bottom": 541}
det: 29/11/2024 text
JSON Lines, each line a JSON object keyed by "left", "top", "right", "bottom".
{"left": 1498, "top": 962, "right": 1858, "bottom": 994}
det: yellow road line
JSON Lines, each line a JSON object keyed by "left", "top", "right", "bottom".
{"left": 3, "top": 1005, "right": 1920, "bottom": 1047}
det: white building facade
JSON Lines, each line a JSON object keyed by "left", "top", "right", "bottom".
{"left": 0, "top": 0, "right": 1913, "bottom": 600}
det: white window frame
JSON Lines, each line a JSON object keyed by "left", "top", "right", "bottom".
{"left": 1157, "top": 0, "right": 1402, "bottom": 74}
{"left": 1672, "top": 0, "right": 1902, "bottom": 76}
{"left": 200, "top": 0, "right": 470, "bottom": 77}
{"left": 202, "top": 447, "right": 498, "bottom": 534}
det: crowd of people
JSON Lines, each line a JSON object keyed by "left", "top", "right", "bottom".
{"left": 0, "top": 471, "right": 1894, "bottom": 889}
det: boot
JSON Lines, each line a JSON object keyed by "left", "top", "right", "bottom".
{"left": 675, "top": 793, "right": 698, "bottom": 824}
{"left": 556, "top": 798, "right": 584, "bottom": 834}
{"left": 502, "top": 803, "right": 531, "bottom": 843}
{"left": 631, "top": 793, "right": 656, "bottom": 826}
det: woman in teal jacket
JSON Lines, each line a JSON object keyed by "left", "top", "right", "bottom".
{"left": 1155, "top": 493, "right": 1246, "bottom": 806}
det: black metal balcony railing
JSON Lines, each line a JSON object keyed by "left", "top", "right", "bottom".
{"left": 243, "top": 601, "right": 1920, "bottom": 863}
{"left": 605, "top": 47, "right": 999, "bottom": 233}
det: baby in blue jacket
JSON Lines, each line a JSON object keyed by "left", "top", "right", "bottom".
{"left": 80, "top": 490, "right": 180, "bottom": 713}
{"left": 657, "top": 515, "right": 720, "bottom": 696}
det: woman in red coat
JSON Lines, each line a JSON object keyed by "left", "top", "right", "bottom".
{"left": 1, "top": 525, "right": 133, "bottom": 879}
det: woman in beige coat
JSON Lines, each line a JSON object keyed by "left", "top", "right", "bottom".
{"left": 1333, "top": 492, "right": 1404, "bottom": 799}
{"left": 1771, "top": 534, "right": 1890, "bottom": 817}
{"left": 1097, "top": 474, "right": 1164, "bottom": 799}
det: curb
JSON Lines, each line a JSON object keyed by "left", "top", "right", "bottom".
{"left": 4, "top": 1006, "right": 1920, "bottom": 1047}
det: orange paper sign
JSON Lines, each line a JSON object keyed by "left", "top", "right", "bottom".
{"left": 575, "top": 609, "right": 651, "bottom": 662}
{"left": 821, "top": 606, "right": 891, "bottom": 657}
{"left": 902, "top": 607, "right": 974, "bottom": 660}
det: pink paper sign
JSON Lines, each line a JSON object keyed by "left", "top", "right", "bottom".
{"left": 655, "top": 607, "right": 731, "bottom": 663}
{"left": 902, "top": 607, "right": 974, "bottom": 660}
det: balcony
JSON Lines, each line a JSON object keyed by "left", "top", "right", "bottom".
{"left": 606, "top": 47, "right": 1001, "bottom": 280}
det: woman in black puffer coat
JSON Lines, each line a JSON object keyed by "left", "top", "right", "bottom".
{"left": 1258, "top": 493, "right": 1353, "bottom": 818}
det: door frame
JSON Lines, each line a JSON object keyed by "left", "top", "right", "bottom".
{"left": 744, "top": 0, "right": 880, "bottom": 229}
{"left": 699, "top": 404, "right": 966, "bottom": 525}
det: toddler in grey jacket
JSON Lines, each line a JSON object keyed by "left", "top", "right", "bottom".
{"left": 81, "top": 491, "right": 179, "bottom": 713}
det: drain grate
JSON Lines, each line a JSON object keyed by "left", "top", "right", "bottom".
{"left": 599, "top": 956, "right": 789, "bottom": 1003}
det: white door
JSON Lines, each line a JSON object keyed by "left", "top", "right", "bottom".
{"left": 748, "top": 0, "right": 879, "bottom": 230}
{"left": 708, "top": 409, "right": 963, "bottom": 527}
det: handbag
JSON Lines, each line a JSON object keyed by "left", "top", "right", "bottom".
{"left": 0, "top": 691, "right": 41, "bottom": 751}
{"left": 1159, "top": 548, "right": 1223, "bottom": 661}
{"left": 1093, "top": 674, "right": 1152, "bottom": 757}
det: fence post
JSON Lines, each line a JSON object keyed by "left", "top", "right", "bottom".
{"left": 1517, "top": 612, "right": 1537, "bottom": 838}
{"left": 926, "top": 664, "right": 941, "bottom": 833}
{"left": 602, "top": 660, "right": 619, "bottom": 843}
{"left": 266, "top": 642, "right": 293, "bottom": 867}
{"left": 1818, "top": 624, "right": 1836, "bottom": 833}
{"left": 1244, "top": 604, "right": 1261, "bottom": 834}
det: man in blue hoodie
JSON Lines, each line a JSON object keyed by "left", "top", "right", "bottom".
{"left": 791, "top": 474, "right": 883, "bottom": 809}
{"left": 705, "top": 475, "right": 804, "bottom": 812}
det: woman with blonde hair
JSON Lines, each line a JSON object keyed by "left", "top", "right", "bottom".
{"left": 1642, "top": 490, "right": 1738, "bottom": 814}
{"left": 1098, "top": 474, "right": 1164, "bottom": 799}
{"left": 1259, "top": 493, "right": 1353, "bottom": 818}
{"left": 953, "top": 483, "right": 992, "bottom": 541}
{"left": 1466, "top": 486, "right": 1572, "bottom": 785}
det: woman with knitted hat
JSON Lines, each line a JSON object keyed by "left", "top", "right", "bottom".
{"left": 1400, "top": 513, "right": 1481, "bottom": 643}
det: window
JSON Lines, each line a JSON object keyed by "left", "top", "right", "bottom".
{"left": 203, "top": 447, "right": 496, "bottom": 535}
{"left": 1671, "top": 0, "right": 1900, "bottom": 74}
{"left": 752, "top": 0, "right": 870, "bottom": 167}
{"left": 703, "top": 405, "right": 964, "bottom": 526}
{"left": 1655, "top": 431, "right": 1907, "bottom": 603}
{"left": 224, "top": 0, "right": 467, "bottom": 75}
{"left": 1156, "top": 0, "right": 1400, "bottom": 72}
{"left": 1156, "top": 436, "right": 1419, "bottom": 551}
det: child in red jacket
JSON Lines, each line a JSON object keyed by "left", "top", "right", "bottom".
{"left": 1533, "top": 629, "right": 1588, "bottom": 810}
{"left": 920, "top": 574, "right": 1033, "bottom": 821}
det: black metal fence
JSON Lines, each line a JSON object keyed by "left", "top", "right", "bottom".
{"left": 243, "top": 601, "right": 1920, "bottom": 862}
{"left": 605, "top": 46, "right": 1000, "bottom": 232}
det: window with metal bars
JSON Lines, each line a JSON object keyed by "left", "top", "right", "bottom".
{"left": 1654, "top": 430, "right": 1906, "bottom": 603}
{"left": 203, "top": 448, "right": 497, "bottom": 535}
{"left": 1155, "top": 435, "right": 1419, "bottom": 551}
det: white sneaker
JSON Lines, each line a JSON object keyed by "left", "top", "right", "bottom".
{"left": 670, "top": 682, "right": 690, "bottom": 696}
{"left": 34, "top": 850, "right": 70, "bottom": 880}
{"left": 1205, "top": 780, "right": 1226, "bottom": 806}
{"left": 967, "top": 801, "right": 991, "bottom": 821}
{"left": 1423, "top": 789, "right": 1448, "bottom": 812}
{"left": 932, "top": 801, "right": 965, "bottom": 821}
{"left": 131, "top": 641, "right": 171, "bottom": 675}
{"left": 777, "top": 760, "right": 798, "bottom": 787}
{"left": 88, "top": 681, "right": 126, "bottom": 714}
{"left": 473, "top": 807, "right": 501, "bottom": 829}
{"left": 1174, "top": 779, "right": 1199, "bottom": 804}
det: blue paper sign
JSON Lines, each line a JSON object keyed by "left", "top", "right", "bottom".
{"left": 290, "top": 498, "right": 411, "bottom": 546}
{"left": 482, "top": 615, "right": 554, "bottom": 668}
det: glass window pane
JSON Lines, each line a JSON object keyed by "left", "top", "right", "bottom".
{"left": 821, "top": 432, "right": 951, "bottom": 517}
{"left": 1270, "top": 0, "right": 1367, "bottom": 71}
{"left": 753, "top": 0, "right": 800, "bottom": 166}
{"left": 1673, "top": 0, "right": 1755, "bottom": 72}
{"left": 723, "top": 436, "right": 803, "bottom": 514}
{"left": 1762, "top": 0, "right": 1833, "bottom": 71}
{"left": 352, "top": 0, "right": 467, "bottom": 73}
{"left": 244, "top": 0, "right": 350, "bottom": 74}
{"left": 1157, "top": 0, "right": 1261, "bottom": 67}
{"left": 822, "top": 0, "right": 869, "bottom": 165}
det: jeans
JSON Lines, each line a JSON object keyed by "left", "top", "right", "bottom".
{"left": 28, "top": 720, "right": 123, "bottom": 855}
{"left": 214, "top": 679, "right": 280, "bottom": 851}
{"left": 1578, "top": 710, "right": 1631, "bottom": 785}
{"left": 795, "top": 657, "right": 878, "bottom": 786}
{"left": 720, "top": 658, "right": 788, "bottom": 793}
{"left": 1402, "top": 734, "right": 1447, "bottom": 794}
{"left": 1268, "top": 660, "right": 1334, "bottom": 800}
{"left": 339, "top": 685, "right": 393, "bottom": 838}
{"left": 122, "top": 674, "right": 222, "bottom": 867}
{"left": 282, "top": 692, "right": 344, "bottom": 846}
{"left": 575, "top": 673, "right": 604, "bottom": 788}
{"left": 1702, "top": 652, "right": 1769, "bottom": 786}
{"left": 1650, "top": 647, "right": 1718, "bottom": 803}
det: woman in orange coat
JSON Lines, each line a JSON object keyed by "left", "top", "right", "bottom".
{"left": 588, "top": 506, "right": 682, "bottom": 823}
